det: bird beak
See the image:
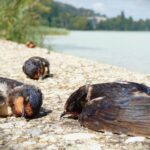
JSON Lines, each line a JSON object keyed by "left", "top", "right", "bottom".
{"left": 60, "top": 111, "right": 80, "bottom": 119}
{"left": 60, "top": 112, "right": 67, "bottom": 118}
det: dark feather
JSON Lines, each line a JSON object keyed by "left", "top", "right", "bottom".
{"left": 0, "top": 77, "right": 23, "bottom": 89}
{"left": 22, "top": 56, "right": 50, "bottom": 80}
{"left": 78, "top": 82, "right": 150, "bottom": 136}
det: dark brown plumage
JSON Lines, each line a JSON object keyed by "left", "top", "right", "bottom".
{"left": 0, "top": 77, "right": 43, "bottom": 118}
{"left": 61, "top": 81, "right": 150, "bottom": 136}
{"left": 23, "top": 56, "right": 50, "bottom": 80}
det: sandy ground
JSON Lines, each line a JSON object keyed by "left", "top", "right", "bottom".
{"left": 0, "top": 40, "right": 150, "bottom": 150}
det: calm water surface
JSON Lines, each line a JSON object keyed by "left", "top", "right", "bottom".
{"left": 44, "top": 31, "right": 150, "bottom": 74}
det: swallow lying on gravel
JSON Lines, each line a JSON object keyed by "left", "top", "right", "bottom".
{"left": 61, "top": 81, "right": 150, "bottom": 136}
{"left": 0, "top": 77, "right": 43, "bottom": 118}
{"left": 26, "top": 41, "right": 36, "bottom": 48}
{"left": 23, "top": 56, "right": 50, "bottom": 80}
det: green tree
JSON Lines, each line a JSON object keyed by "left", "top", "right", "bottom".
{"left": 0, "top": 0, "right": 51, "bottom": 45}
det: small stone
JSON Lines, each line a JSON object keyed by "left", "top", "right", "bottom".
{"left": 125, "top": 136, "right": 146, "bottom": 143}
{"left": 46, "top": 145, "right": 58, "bottom": 150}
{"left": 27, "top": 129, "right": 42, "bottom": 137}
{"left": 39, "top": 136, "right": 56, "bottom": 143}
{"left": 0, "top": 123, "right": 14, "bottom": 128}
{"left": 22, "top": 141, "right": 37, "bottom": 146}
{"left": 63, "top": 133, "right": 96, "bottom": 141}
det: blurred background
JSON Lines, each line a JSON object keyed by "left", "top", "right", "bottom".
{"left": 0, "top": 0, "right": 150, "bottom": 74}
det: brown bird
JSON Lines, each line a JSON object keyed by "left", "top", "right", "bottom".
{"left": 26, "top": 41, "right": 36, "bottom": 48}
{"left": 0, "top": 77, "right": 43, "bottom": 118}
{"left": 61, "top": 81, "right": 150, "bottom": 136}
{"left": 23, "top": 56, "right": 50, "bottom": 80}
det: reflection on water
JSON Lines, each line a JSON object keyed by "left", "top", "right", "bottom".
{"left": 44, "top": 31, "right": 150, "bottom": 74}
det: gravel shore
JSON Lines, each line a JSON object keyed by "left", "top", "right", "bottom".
{"left": 0, "top": 40, "right": 150, "bottom": 150}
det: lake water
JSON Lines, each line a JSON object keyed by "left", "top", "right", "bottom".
{"left": 44, "top": 31, "right": 150, "bottom": 74}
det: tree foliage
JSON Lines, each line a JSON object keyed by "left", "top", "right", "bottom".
{"left": 97, "top": 11, "right": 150, "bottom": 31}
{"left": 40, "top": 2, "right": 150, "bottom": 31}
{"left": 44, "top": 1, "right": 97, "bottom": 30}
{"left": 0, "top": 0, "right": 51, "bottom": 44}
{"left": 41, "top": 2, "right": 150, "bottom": 31}
{"left": 0, "top": 0, "right": 150, "bottom": 45}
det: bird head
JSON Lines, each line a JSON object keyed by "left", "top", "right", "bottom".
{"left": 61, "top": 85, "right": 89, "bottom": 118}
{"left": 9, "top": 85, "right": 43, "bottom": 118}
{"left": 23, "top": 60, "right": 44, "bottom": 80}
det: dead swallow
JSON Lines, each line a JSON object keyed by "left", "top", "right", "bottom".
{"left": 26, "top": 41, "right": 36, "bottom": 48}
{"left": 61, "top": 81, "right": 150, "bottom": 136}
{"left": 0, "top": 77, "right": 43, "bottom": 118}
{"left": 23, "top": 56, "right": 50, "bottom": 80}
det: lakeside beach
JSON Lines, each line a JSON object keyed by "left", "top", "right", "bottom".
{"left": 0, "top": 40, "right": 150, "bottom": 149}
{"left": 44, "top": 31, "right": 150, "bottom": 74}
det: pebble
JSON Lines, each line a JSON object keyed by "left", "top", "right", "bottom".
{"left": 125, "top": 137, "right": 146, "bottom": 143}
{"left": 63, "top": 133, "right": 96, "bottom": 141}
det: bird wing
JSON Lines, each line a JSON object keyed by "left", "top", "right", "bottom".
{"left": 0, "top": 77, "right": 23, "bottom": 88}
{"left": 79, "top": 95, "right": 150, "bottom": 136}
{"left": 90, "top": 82, "right": 150, "bottom": 100}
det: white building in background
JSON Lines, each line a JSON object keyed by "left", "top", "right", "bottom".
{"left": 88, "top": 16, "right": 107, "bottom": 23}
{"left": 87, "top": 16, "right": 107, "bottom": 29}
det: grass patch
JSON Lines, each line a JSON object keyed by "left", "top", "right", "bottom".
{"left": 36, "top": 26, "right": 69, "bottom": 35}
{"left": 30, "top": 26, "right": 69, "bottom": 49}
